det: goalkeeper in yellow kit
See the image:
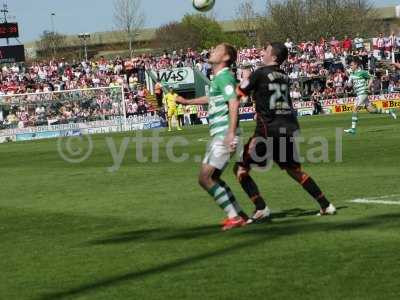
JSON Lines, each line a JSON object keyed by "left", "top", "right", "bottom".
{"left": 164, "top": 87, "right": 182, "bottom": 131}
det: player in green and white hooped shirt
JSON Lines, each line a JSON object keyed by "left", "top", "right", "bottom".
{"left": 344, "top": 58, "right": 397, "bottom": 134}
{"left": 176, "top": 43, "right": 248, "bottom": 231}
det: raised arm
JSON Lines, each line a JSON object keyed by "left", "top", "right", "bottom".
{"left": 176, "top": 96, "right": 209, "bottom": 105}
{"left": 237, "top": 68, "right": 257, "bottom": 98}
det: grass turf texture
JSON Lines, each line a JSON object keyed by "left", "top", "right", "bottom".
{"left": 1, "top": 112, "right": 400, "bottom": 300}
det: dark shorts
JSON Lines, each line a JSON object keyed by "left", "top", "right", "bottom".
{"left": 239, "top": 132, "right": 301, "bottom": 171}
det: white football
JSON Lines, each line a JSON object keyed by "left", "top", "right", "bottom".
{"left": 192, "top": 0, "right": 216, "bottom": 12}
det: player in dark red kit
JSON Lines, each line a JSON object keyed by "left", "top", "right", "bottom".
{"left": 235, "top": 43, "right": 336, "bottom": 223}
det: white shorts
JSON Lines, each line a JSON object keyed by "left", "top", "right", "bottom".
{"left": 203, "top": 136, "right": 239, "bottom": 170}
{"left": 355, "top": 94, "right": 370, "bottom": 107}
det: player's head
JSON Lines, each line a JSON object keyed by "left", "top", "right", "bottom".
{"left": 262, "top": 42, "right": 288, "bottom": 66}
{"left": 350, "top": 58, "right": 361, "bottom": 71}
{"left": 209, "top": 43, "right": 237, "bottom": 68}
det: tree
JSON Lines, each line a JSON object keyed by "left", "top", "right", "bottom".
{"left": 258, "top": 0, "right": 382, "bottom": 44}
{"left": 35, "top": 31, "right": 67, "bottom": 59}
{"left": 224, "top": 33, "right": 248, "bottom": 48}
{"left": 113, "top": 0, "right": 145, "bottom": 58}
{"left": 180, "top": 14, "right": 225, "bottom": 49}
{"left": 262, "top": 0, "right": 312, "bottom": 42}
{"left": 155, "top": 14, "right": 225, "bottom": 51}
{"left": 303, "top": 0, "right": 382, "bottom": 39}
{"left": 235, "top": 0, "right": 259, "bottom": 46}
{"left": 154, "top": 22, "right": 189, "bottom": 51}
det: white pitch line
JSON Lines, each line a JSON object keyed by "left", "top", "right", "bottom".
{"left": 348, "top": 195, "right": 400, "bottom": 205}
{"left": 349, "top": 199, "right": 400, "bottom": 205}
{"left": 197, "top": 138, "right": 209, "bottom": 142}
{"left": 372, "top": 194, "right": 400, "bottom": 199}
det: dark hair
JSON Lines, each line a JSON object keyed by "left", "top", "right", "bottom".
{"left": 221, "top": 43, "right": 237, "bottom": 68}
{"left": 269, "top": 42, "right": 289, "bottom": 66}
{"left": 351, "top": 57, "right": 362, "bottom": 66}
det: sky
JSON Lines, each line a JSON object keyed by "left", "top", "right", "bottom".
{"left": 4, "top": 0, "right": 400, "bottom": 43}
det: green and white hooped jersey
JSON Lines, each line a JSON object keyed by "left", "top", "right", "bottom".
{"left": 349, "top": 69, "right": 370, "bottom": 96}
{"left": 208, "top": 68, "right": 238, "bottom": 137}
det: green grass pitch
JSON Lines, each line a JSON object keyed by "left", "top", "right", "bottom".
{"left": 1, "top": 112, "right": 400, "bottom": 300}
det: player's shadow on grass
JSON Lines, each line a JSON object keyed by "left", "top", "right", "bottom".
{"left": 271, "top": 206, "right": 348, "bottom": 219}
{"left": 39, "top": 213, "right": 400, "bottom": 300}
{"left": 87, "top": 207, "right": 349, "bottom": 246}
{"left": 86, "top": 228, "right": 163, "bottom": 245}
{"left": 86, "top": 224, "right": 221, "bottom": 246}
{"left": 238, "top": 212, "right": 400, "bottom": 238}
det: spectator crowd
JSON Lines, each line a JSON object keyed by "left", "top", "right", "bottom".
{"left": 2, "top": 32, "right": 400, "bottom": 129}
{"left": 237, "top": 33, "right": 400, "bottom": 104}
